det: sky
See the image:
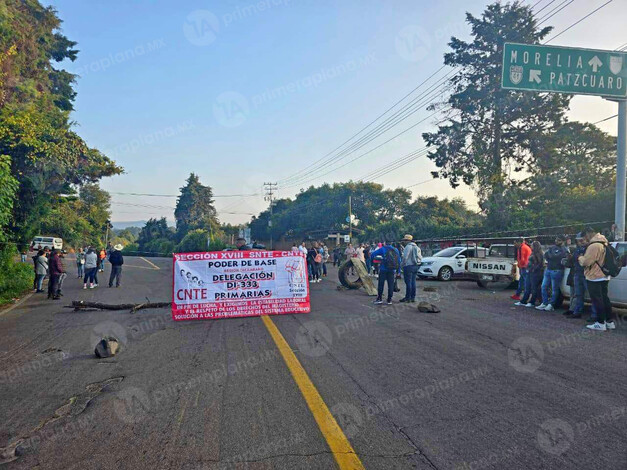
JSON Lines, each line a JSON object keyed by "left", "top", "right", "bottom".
{"left": 45, "top": 0, "right": 626, "bottom": 226}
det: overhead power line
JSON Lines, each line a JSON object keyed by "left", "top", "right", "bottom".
{"left": 109, "top": 191, "right": 260, "bottom": 198}
{"left": 277, "top": 65, "right": 449, "bottom": 185}
{"left": 545, "top": 0, "right": 614, "bottom": 43}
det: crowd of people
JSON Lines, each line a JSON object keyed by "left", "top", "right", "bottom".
{"left": 30, "top": 242, "right": 125, "bottom": 299}
{"left": 288, "top": 226, "right": 619, "bottom": 333}
{"left": 292, "top": 235, "right": 423, "bottom": 305}
{"left": 511, "top": 226, "right": 618, "bottom": 332}
{"left": 290, "top": 241, "right": 330, "bottom": 282}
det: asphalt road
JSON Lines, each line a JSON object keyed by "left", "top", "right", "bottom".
{"left": 1, "top": 257, "right": 626, "bottom": 470}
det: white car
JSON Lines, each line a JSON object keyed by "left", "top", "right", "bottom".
{"left": 561, "top": 241, "right": 627, "bottom": 308}
{"left": 418, "top": 246, "right": 488, "bottom": 281}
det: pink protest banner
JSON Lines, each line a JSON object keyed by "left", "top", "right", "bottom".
{"left": 172, "top": 250, "right": 310, "bottom": 321}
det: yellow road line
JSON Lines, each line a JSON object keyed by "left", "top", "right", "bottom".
{"left": 140, "top": 257, "right": 160, "bottom": 270}
{"left": 261, "top": 315, "right": 364, "bottom": 470}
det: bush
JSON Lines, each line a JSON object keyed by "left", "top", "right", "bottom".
{"left": 175, "top": 229, "right": 209, "bottom": 253}
{"left": 175, "top": 230, "right": 226, "bottom": 253}
{"left": 121, "top": 243, "right": 139, "bottom": 256}
{"left": 0, "top": 248, "right": 34, "bottom": 305}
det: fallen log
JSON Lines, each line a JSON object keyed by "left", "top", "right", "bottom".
{"left": 68, "top": 300, "right": 171, "bottom": 313}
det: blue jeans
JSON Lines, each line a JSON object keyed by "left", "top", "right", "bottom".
{"left": 521, "top": 270, "right": 543, "bottom": 305}
{"left": 516, "top": 267, "right": 528, "bottom": 296}
{"left": 403, "top": 265, "right": 418, "bottom": 300}
{"left": 572, "top": 272, "right": 586, "bottom": 315}
{"left": 366, "top": 258, "right": 372, "bottom": 274}
{"left": 541, "top": 269, "right": 564, "bottom": 306}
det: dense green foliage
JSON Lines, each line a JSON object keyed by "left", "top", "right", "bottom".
{"left": 0, "top": 1, "right": 122, "bottom": 249}
{"left": 250, "top": 182, "right": 481, "bottom": 242}
{"left": 0, "top": 1, "right": 122, "bottom": 300}
{"left": 0, "top": 248, "right": 32, "bottom": 305}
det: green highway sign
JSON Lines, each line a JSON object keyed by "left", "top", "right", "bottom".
{"left": 501, "top": 43, "right": 627, "bottom": 98}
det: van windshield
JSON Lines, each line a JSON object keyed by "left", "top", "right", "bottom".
{"left": 43, "top": 238, "right": 54, "bottom": 242}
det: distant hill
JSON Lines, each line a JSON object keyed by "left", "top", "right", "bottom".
{"left": 112, "top": 220, "right": 146, "bottom": 230}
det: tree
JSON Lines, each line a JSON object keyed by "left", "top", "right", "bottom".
{"left": 137, "top": 218, "right": 173, "bottom": 251}
{"left": 0, "top": 0, "right": 122, "bottom": 247}
{"left": 422, "top": 1, "right": 570, "bottom": 228}
{"left": 174, "top": 173, "right": 220, "bottom": 240}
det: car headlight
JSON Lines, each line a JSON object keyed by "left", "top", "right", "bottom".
{"left": 421, "top": 261, "right": 433, "bottom": 266}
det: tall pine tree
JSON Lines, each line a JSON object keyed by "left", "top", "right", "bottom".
{"left": 174, "top": 173, "right": 219, "bottom": 240}
{"left": 422, "top": 1, "right": 570, "bottom": 228}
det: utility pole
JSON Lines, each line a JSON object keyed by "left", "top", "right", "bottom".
{"left": 264, "top": 182, "right": 278, "bottom": 249}
{"left": 348, "top": 195, "right": 352, "bottom": 242}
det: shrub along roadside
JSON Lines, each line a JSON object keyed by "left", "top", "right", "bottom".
{"left": 0, "top": 248, "right": 34, "bottom": 305}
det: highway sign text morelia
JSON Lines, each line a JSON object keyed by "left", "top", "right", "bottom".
{"left": 502, "top": 42, "right": 627, "bottom": 97}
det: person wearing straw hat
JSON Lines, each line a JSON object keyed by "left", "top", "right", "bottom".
{"left": 108, "top": 244, "right": 124, "bottom": 288}
{"left": 400, "top": 234, "right": 422, "bottom": 303}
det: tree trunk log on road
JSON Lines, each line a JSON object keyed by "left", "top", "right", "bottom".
{"left": 68, "top": 300, "right": 171, "bottom": 313}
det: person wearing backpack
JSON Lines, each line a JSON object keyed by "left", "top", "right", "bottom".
{"left": 370, "top": 241, "right": 401, "bottom": 305}
{"left": 307, "top": 242, "right": 322, "bottom": 283}
{"left": 578, "top": 226, "right": 617, "bottom": 331}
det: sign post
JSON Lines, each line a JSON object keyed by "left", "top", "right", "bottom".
{"left": 502, "top": 43, "right": 627, "bottom": 240}
{"left": 616, "top": 100, "right": 626, "bottom": 240}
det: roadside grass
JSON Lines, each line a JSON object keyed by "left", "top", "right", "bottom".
{"left": 0, "top": 253, "right": 33, "bottom": 306}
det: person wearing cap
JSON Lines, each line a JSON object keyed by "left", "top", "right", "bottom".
{"left": 108, "top": 244, "right": 124, "bottom": 288}
{"left": 399, "top": 234, "right": 422, "bottom": 303}
{"left": 537, "top": 235, "right": 570, "bottom": 311}
{"left": 564, "top": 232, "right": 588, "bottom": 319}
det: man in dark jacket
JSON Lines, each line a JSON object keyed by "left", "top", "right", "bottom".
{"left": 370, "top": 241, "right": 401, "bottom": 305}
{"left": 48, "top": 249, "right": 65, "bottom": 300}
{"left": 537, "top": 235, "right": 570, "bottom": 311}
{"left": 108, "top": 244, "right": 124, "bottom": 288}
{"left": 564, "top": 233, "right": 588, "bottom": 319}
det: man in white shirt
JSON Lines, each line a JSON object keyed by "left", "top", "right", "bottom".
{"left": 298, "top": 242, "right": 308, "bottom": 256}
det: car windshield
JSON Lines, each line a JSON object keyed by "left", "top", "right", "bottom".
{"left": 433, "top": 248, "right": 464, "bottom": 258}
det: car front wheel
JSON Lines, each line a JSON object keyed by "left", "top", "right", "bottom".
{"left": 438, "top": 266, "right": 453, "bottom": 281}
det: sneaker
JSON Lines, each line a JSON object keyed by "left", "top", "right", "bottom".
{"left": 89, "top": 284, "right": 94, "bottom": 289}
{"left": 544, "top": 305, "right": 555, "bottom": 311}
{"left": 399, "top": 298, "right": 409, "bottom": 303}
{"left": 511, "top": 294, "right": 521, "bottom": 301}
{"left": 373, "top": 299, "right": 383, "bottom": 305}
{"left": 606, "top": 321, "right": 616, "bottom": 330}
{"left": 525, "top": 303, "right": 535, "bottom": 308}
{"left": 514, "top": 301, "right": 524, "bottom": 306}
{"left": 94, "top": 284, "right": 98, "bottom": 287}
{"left": 586, "top": 322, "right": 606, "bottom": 331}
{"left": 409, "top": 299, "right": 416, "bottom": 303}
{"left": 536, "top": 304, "right": 547, "bottom": 310}
{"left": 386, "top": 300, "right": 393, "bottom": 305}
{"left": 83, "top": 285, "right": 87, "bottom": 289}
{"left": 563, "top": 310, "right": 573, "bottom": 316}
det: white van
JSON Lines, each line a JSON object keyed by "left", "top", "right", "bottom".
{"left": 31, "top": 236, "right": 63, "bottom": 251}
{"left": 561, "top": 242, "right": 627, "bottom": 308}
